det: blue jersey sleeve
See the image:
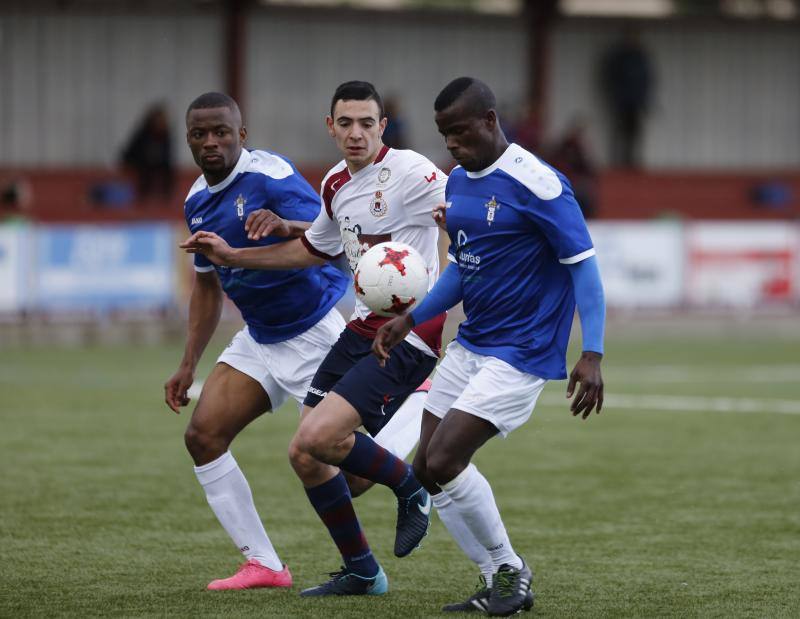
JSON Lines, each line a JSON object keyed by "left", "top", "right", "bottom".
{"left": 410, "top": 263, "right": 462, "bottom": 325}
{"left": 524, "top": 177, "right": 594, "bottom": 264}
{"left": 193, "top": 253, "right": 214, "bottom": 271}
{"left": 263, "top": 165, "right": 323, "bottom": 224}
{"left": 566, "top": 256, "right": 605, "bottom": 354}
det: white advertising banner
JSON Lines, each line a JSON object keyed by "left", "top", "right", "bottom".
{"left": 0, "top": 225, "right": 29, "bottom": 312}
{"left": 33, "top": 224, "right": 176, "bottom": 311}
{"left": 686, "top": 222, "right": 799, "bottom": 307}
{"left": 589, "top": 221, "right": 684, "bottom": 308}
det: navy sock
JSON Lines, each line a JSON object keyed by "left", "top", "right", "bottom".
{"left": 304, "top": 472, "right": 379, "bottom": 578}
{"left": 340, "top": 432, "right": 422, "bottom": 498}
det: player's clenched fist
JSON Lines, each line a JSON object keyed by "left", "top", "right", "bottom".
{"left": 180, "top": 231, "right": 236, "bottom": 266}
{"left": 164, "top": 364, "right": 194, "bottom": 413}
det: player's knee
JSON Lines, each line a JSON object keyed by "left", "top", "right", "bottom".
{"left": 293, "top": 422, "right": 334, "bottom": 462}
{"left": 412, "top": 457, "right": 436, "bottom": 492}
{"left": 425, "top": 451, "right": 464, "bottom": 486}
{"left": 288, "top": 434, "right": 315, "bottom": 474}
{"left": 184, "top": 424, "right": 229, "bottom": 466}
{"left": 287, "top": 435, "right": 305, "bottom": 467}
{"left": 288, "top": 435, "right": 329, "bottom": 482}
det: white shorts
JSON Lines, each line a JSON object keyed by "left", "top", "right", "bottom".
{"left": 217, "top": 308, "right": 346, "bottom": 411}
{"left": 425, "top": 340, "right": 547, "bottom": 437}
{"left": 373, "top": 390, "right": 425, "bottom": 460}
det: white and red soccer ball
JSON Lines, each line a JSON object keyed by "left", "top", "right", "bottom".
{"left": 354, "top": 241, "right": 429, "bottom": 317}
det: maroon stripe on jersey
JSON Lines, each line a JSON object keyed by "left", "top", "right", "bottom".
{"left": 301, "top": 234, "right": 343, "bottom": 260}
{"left": 346, "top": 314, "right": 391, "bottom": 339}
{"left": 373, "top": 145, "right": 390, "bottom": 164}
{"left": 346, "top": 310, "right": 446, "bottom": 356}
{"left": 321, "top": 168, "right": 351, "bottom": 219}
{"left": 411, "top": 311, "right": 446, "bottom": 357}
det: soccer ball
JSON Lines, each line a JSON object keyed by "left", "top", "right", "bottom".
{"left": 354, "top": 241, "right": 429, "bottom": 317}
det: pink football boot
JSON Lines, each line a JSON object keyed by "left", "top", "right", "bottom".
{"left": 416, "top": 378, "right": 433, "bottom": 393}
{"left": 207, "top": 560, "right": 293, "bottom": 590}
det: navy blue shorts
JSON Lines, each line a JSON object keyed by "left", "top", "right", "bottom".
{"left": 304, "top": 327, "right": 437, "bottom": 437}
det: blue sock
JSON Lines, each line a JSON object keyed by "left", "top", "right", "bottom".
{"left": 304, "top": 472, "right": 379, "bottom": 578}
{"left": 340, "top": 432, "right": 422, "bottom": 498}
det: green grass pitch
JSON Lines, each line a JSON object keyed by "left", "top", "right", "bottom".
{"left": 2, "top": 320, "right": 799, "bottom": 617}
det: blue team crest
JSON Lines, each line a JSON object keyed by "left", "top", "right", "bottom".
{"left": 234, "top": 194, "right": 246, "bottom": 220}
{"left": 484, "top": 196, "right": 501, "bottom": 226}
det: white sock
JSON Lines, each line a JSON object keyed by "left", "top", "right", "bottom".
{"left": 194, "top": 451, "right": 283, "bottom": 571}
{"left": 440, "top": 464, "right": 523, "bottom": 571}
{"left": 432, "top": 490, "right": 495, "bottom": 586}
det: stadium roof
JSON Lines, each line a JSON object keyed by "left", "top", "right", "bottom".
{"left": 257, "top": 0, "right": 799, "bottom": 19}
{"left": 7, "top": 0, "right": 798, "bottom": 19}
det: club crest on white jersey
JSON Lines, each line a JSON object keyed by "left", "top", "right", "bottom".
{"left": 370, "top": 190, "right": 388, "bottom": 217}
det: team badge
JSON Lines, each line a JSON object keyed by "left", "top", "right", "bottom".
{"left": 484, "top": 196, "right": 500, "bottom": 226}
{"left": 234, "top": 194, "right": 246, "bottom": 220}
{"left": 370, "top": 190, "right": 389, "bottom": 217}
{"left": 378, "top": 167, "right": 391, "bottom": 184}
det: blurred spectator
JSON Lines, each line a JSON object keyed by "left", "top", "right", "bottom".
{"left": 88, "top": 180, "right": 135, "bottom": 210}
{"left": 510, "top": 100, "right": 544, "bottom": 153}
{"left": 382, "top": 96, "right": 409, "bottom": 149}
{"left": 120, "top": 102, "right": 175, "bottom": 202}
{"left": 550, "top": 116, "right": 598, "bottom": 219}
{"left": 600, "top": 27, "right": 655, "bottom": 168}
{"left": 0, "top": 178, "right": 32, "bottom": 222}
{"left": 750, "top": 180, "right": 793, "bottom": 212}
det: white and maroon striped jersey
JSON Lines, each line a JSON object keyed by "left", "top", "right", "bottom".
{"left": 303, "top": 145, "right": 448, "bottom": 356}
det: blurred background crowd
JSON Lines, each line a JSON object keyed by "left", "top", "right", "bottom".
{"left": 1, "top": 0, "right": 798, "bottom": 343}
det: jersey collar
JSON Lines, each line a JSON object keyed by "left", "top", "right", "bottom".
{"left": 465, "top": 143, "right": 522, "bottom": 179}
{"left": 347, "top": 145, "right": 391, "bottom": 178}
{"left": 207, "top": 149, "right": 251, "bottom": 194}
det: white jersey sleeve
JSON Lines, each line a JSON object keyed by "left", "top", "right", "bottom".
{"left": 400, "top": 152, "right": 447, "bottom": 228}
{"left": 303, "top": 202, "right": 343, "bottom": 259}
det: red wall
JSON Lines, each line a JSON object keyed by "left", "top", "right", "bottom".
{"left": 597, "top": 170, "right": 800, "bottom": 220}
{"left": 2, "top": 166, "right": 798, "bottom": 223}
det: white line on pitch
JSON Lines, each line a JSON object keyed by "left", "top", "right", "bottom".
{"left": 540, "top": 393, "right": 800, "bottom": 415}
{"left": 191, "top": 379, "right": 800, "bottom": 415}
{"left": 604, "top": 365, "right": 800, "bottom": 383}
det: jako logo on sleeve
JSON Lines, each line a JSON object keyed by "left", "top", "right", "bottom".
{"left": 191, "top": 217, "right": 203, "bottom": 225}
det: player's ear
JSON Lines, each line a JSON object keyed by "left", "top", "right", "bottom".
{"left": 325, "top": 115, "right": 335, "bottom": 137}
{"left": 486, "top": 109, "right": 498, "bottom": 129}
{"left": 239, "top": 126, "right": 247, "bottom": 144}
{"left": 379, "top": 116, "right": 388, "bottom": 136}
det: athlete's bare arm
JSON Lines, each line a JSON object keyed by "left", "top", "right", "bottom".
{"left": 164, "top": 270, "right": 224, "bottom": 413}
{"left": 181, "top": 231, "right": 326, "bottom": 270}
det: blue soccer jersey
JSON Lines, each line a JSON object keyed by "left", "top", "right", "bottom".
{"left": 184, "top": 148, "right": 348, "bottom": 344}
{"left": 445, "top": 143, "right": 595, "bottom": 379}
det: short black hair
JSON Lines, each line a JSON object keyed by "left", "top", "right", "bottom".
{"left": 186, "top": 92, "right": 240, "bottom": 122}
{"left": 330, "top": 81, "right": 385, "bottom": 119}
{"left": 434, "top": 77, "right": 496, "bottom": 117}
